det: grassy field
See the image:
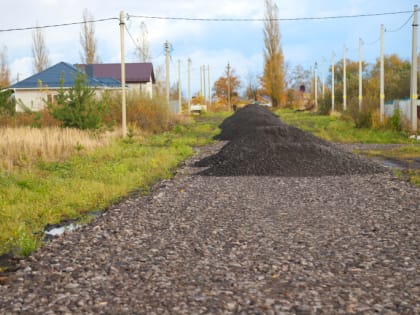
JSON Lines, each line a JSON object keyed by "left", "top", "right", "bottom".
{"left": 276, "top": 109, "right": 414, "bottom": 144}
{"left": 0, "top": 113, "right": 226, "bottom": 258}
{"left": 276, "top": 108, "right": 420, "bottom": 185}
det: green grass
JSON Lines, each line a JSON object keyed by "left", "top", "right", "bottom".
{"left": 276, "top": 109, "right": 414, "bottom": 144}
{"left": 0, "top": 114, "right": 223, "bottom": 257}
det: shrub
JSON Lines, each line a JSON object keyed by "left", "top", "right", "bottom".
{"left": 390, "top": 108, "right": 402, "bottom": 131}
{"left": 103, "top": 91, "right": 173, "bottom": 134}
{"left": 0, "top": 87, "right": 15, "bottom": 116}
{"left": 317, "top": 93, "right": 332, "bottom": 115}
{"left": 48, "top": 72, "right": 107, "bottom": 130}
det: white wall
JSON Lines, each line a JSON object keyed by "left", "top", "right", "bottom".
{"left": 14, "top": 89, "right": 57, "bottom": 112}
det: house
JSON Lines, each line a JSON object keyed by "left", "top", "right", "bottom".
{"left": 10, "top": 62, "right": 121, "bottom": 112}
{"left": 78, "top": 63, "right": 155, "bottom": 97}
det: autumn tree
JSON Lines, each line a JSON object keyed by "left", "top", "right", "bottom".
{"left": 80, "top": 9, "right": 100, "bottom": 64}
{"left": 32, "top": 24, "right": 50, "bottom": 72}
{"left": 136, "top": 22, "right": 151, "bottom": 62}
{"left": 261, "top": 0, "right": 285, "bottom": 107}
{"left": 213, "top": 64, "right": 241, "bottom": 106}
{"left": 0, "top": 46, "right": 10, "bottom": 87}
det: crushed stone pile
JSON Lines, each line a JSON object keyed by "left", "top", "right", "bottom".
{"left": 196, "top": 104, "right": 386, "bottom": 177}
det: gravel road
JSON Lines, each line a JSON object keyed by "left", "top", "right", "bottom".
{"left": 0, "top": 141, "right": 419, "bottom": 314}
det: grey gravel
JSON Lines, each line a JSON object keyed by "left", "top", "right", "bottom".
{"left": 0, "top": 142, "right": 419, "bottom": 314}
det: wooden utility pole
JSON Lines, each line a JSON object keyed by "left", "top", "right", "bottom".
{"left": 322, "top": 57, "right": 325, "bottom": 98}
{"left": 314, "top": 62, "right": 318, "bottom": 110}
{"left": 359, "top": 38, "right": 363, "bottom": 111}
{"left": 120, "top": 11, "right": 127, "bottom": 137}
{"left": 203, "top": 65, "right": 207, "bottom": 104}
{"left": 188, "top": 58, "right": 191, "bottom": 113}
{"left": 331, "top": 51, "right": 335, "bottom": 113}
{"left": 343, "top": 45, "right": 347, "bottom": 111}
{"left": 178, "top": 59, "right": 181, "bottom": 113}
{"left": 200, "top": 65, "right": 203, "bottom": 98}
{"left": 227, "top": 62, "right": 231, "bottom": 110}
{"left": 165, "top": 40, "right": 170, "bottom": 104}
{"left": 410, "top": 5, "right": 418, "bottom": 131}
{"left": 380, "top": 24, "right": 385, "bottom": 124}
{"left": 208, "top": 65, "right": 211, "bottom": 107}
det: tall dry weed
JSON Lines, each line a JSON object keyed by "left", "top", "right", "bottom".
{"left": 0, "top": 127, "right": 118, "bottom": 171}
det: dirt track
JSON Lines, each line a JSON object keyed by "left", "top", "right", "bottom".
{"left": 1, "top": 106, "right": 419, "bottom": 314}
{"left": 0, "top": 140, "right": 419, "bottom": 314}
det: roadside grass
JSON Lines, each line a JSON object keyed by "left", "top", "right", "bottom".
{"left": 276, "top": 108, "right": 420, "bottom": 186}
{"left": 276, "top": 109, "right": 413, "bottom": 144}
{"left": 0, "top": 113, "right": 223, "bottom": 257}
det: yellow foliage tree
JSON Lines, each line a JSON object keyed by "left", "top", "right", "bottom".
{"left": 261, "top": 0, "right": 285, "bottom": 107}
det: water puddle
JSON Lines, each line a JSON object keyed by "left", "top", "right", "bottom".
{"left": 44, "top": 223, "right": 80, "bottom": 236}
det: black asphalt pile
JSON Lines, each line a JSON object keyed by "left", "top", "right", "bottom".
{"left": 196, "top": 104, "right": 386, "bottom": 177}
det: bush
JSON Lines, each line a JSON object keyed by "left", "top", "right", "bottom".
{"left": 0, "top": 87, "right": 15, "bottom": 116}
{"left": 104, "top": 91, "right": 173, "bottom": 134}
{"left": 48, "top": 72, "right": 107, "bottom": 130}
{"left": 317, "top": 93, "right": 332, "bottom": 115}
{"left": 390, "top": 108, "right": 402, "bottom": 131}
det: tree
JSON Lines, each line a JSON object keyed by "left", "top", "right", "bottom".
{"left": 0, "top": 46, "right": 10, "bottom": 87}
{"left": 213, "top": 64, "right": 241, "bottom": 105}
{"left": 261, "top": 0, "right": 285, "bottom": 107}
{"left": 48, "top": 71, "right": 106, "bottom": 129}
{"left": 32, "top": 24, "right": 50, "bottom": 72}
{"left": 245, "top": 71, "right": 259, "bottom": 101}
{"left": 136, "top": 22, "right": 151, "bottom": 62}
{"left": 80, "top": 9, "right": 100, "bottom": 64}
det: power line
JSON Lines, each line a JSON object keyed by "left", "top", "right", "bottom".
{"left": 124, "top": 24, "right": 164, "bottom": 60}
{"left": 0, "top": 17, "right": 119, "bottom": 33}
{"left": 127, "top": 10, "right": 412, "bottom": 22}
{"left": 385, "top": 13, "right": 414, "bottom": 32}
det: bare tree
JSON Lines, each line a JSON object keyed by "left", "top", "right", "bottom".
{"left": 32, "top": 24, "right": 50, "bottom": 73}
{"left": 0, "top": 45, "right": 10, "bottom": 87}
{"left": 261, "top": 0, "right": 285, "bottom": 107}
{"left": 136, "top": 22, "right": 151, "bottom": 62}
{"left": 80, "top": 9, "right": 100, "bottom": 64}
{"left": 245, "top": 71, "right": 259, "bottom": 101}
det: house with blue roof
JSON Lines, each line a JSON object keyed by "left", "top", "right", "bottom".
{"left": 9, "top": 62, "right": 122, "bottom": 112}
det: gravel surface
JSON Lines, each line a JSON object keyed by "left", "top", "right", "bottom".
{"left": 197, "top": 104, "right": 386, "bottom": 177}
{"left": 0, "top": 107, "right": 419, "bottom": 314}
{"left": 0, "top": 142, "right": 419, "bottom": 314}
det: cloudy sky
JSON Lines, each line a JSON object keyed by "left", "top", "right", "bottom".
{"left": 0, "top": 0, "right": 418, "bottom": 95}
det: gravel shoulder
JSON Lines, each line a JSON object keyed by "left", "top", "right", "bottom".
{"left": 0, "top": 142, "right": 419, "bottom": 314}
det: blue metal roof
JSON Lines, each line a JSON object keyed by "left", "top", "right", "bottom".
{"left": 10, "top": 62, "right": 122, "bottom": 89}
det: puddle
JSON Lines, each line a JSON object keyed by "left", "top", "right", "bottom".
{"left": 376, "top": 158, "right": 406, "bottom": 170}
{"left": 43, "top": 210, "right": 103, "bottom": 239}
{"left": 44, "top": 223, "right": 80, "bottom": 236}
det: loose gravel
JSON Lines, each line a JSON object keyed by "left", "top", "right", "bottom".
{"left": 0, "top": 109, "right": 419, "bottom": 314}
{"left": 197, "top": 104, "right": 386, "bottom": 177}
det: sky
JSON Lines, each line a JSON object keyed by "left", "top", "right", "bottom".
{"left": 0, "top": 0, "right": 419, "bottom": 96}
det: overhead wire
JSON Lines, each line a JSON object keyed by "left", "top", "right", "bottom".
{"left": 385, "top": 13, "right": 414, "bottom": 32}
{"left": 0, "top": 17, "right": 119, "bottom": 33}
{"left": 127, "top": 10, "right": 412, "bottom": 22}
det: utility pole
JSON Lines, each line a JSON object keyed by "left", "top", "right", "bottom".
{"left": 343, "top": 45, "right": 347, "bottom": 111}
{"left": 359, "top": 38, "right": 363, "bottom": 111}
{"left": 314, "top": 62, "right": 318, "bottom": 110}
{"left": 208, "top": 65, "right": 211, "bottom": 107}
{"left": 165, "top": 40, "right": 170, "bottom": 105}
{"left": 322, "top": 57, "right": 325, "bottom": 98}
{"left": 227, "top": 62, "right": 231, "bottom": 110}
{"left": 200, "top": 65, "right": 203, "bottom": 98}
{"left": 380, "top": 24, "right": 385, "bottom": 124}
{"left": 119, "top": 11, "right": 127, "bottom": 138}
{"left": 188, "top": 58, "right": 191, "bottom": 113}
{"left": 203, "top": 65, "right": 207, "bottom": 104}
{"left": 178, "top": 59, "right": 181, "bottom": 113}
{"left": 332, "top": 51, "right": 335, "bottom": 113}
{"left": 410, "top": 5, "right": 418, "bottom": 132}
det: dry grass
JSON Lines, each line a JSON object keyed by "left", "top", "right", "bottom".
{"left": 0, "top": 127, "right": 118, "bottom": 171}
